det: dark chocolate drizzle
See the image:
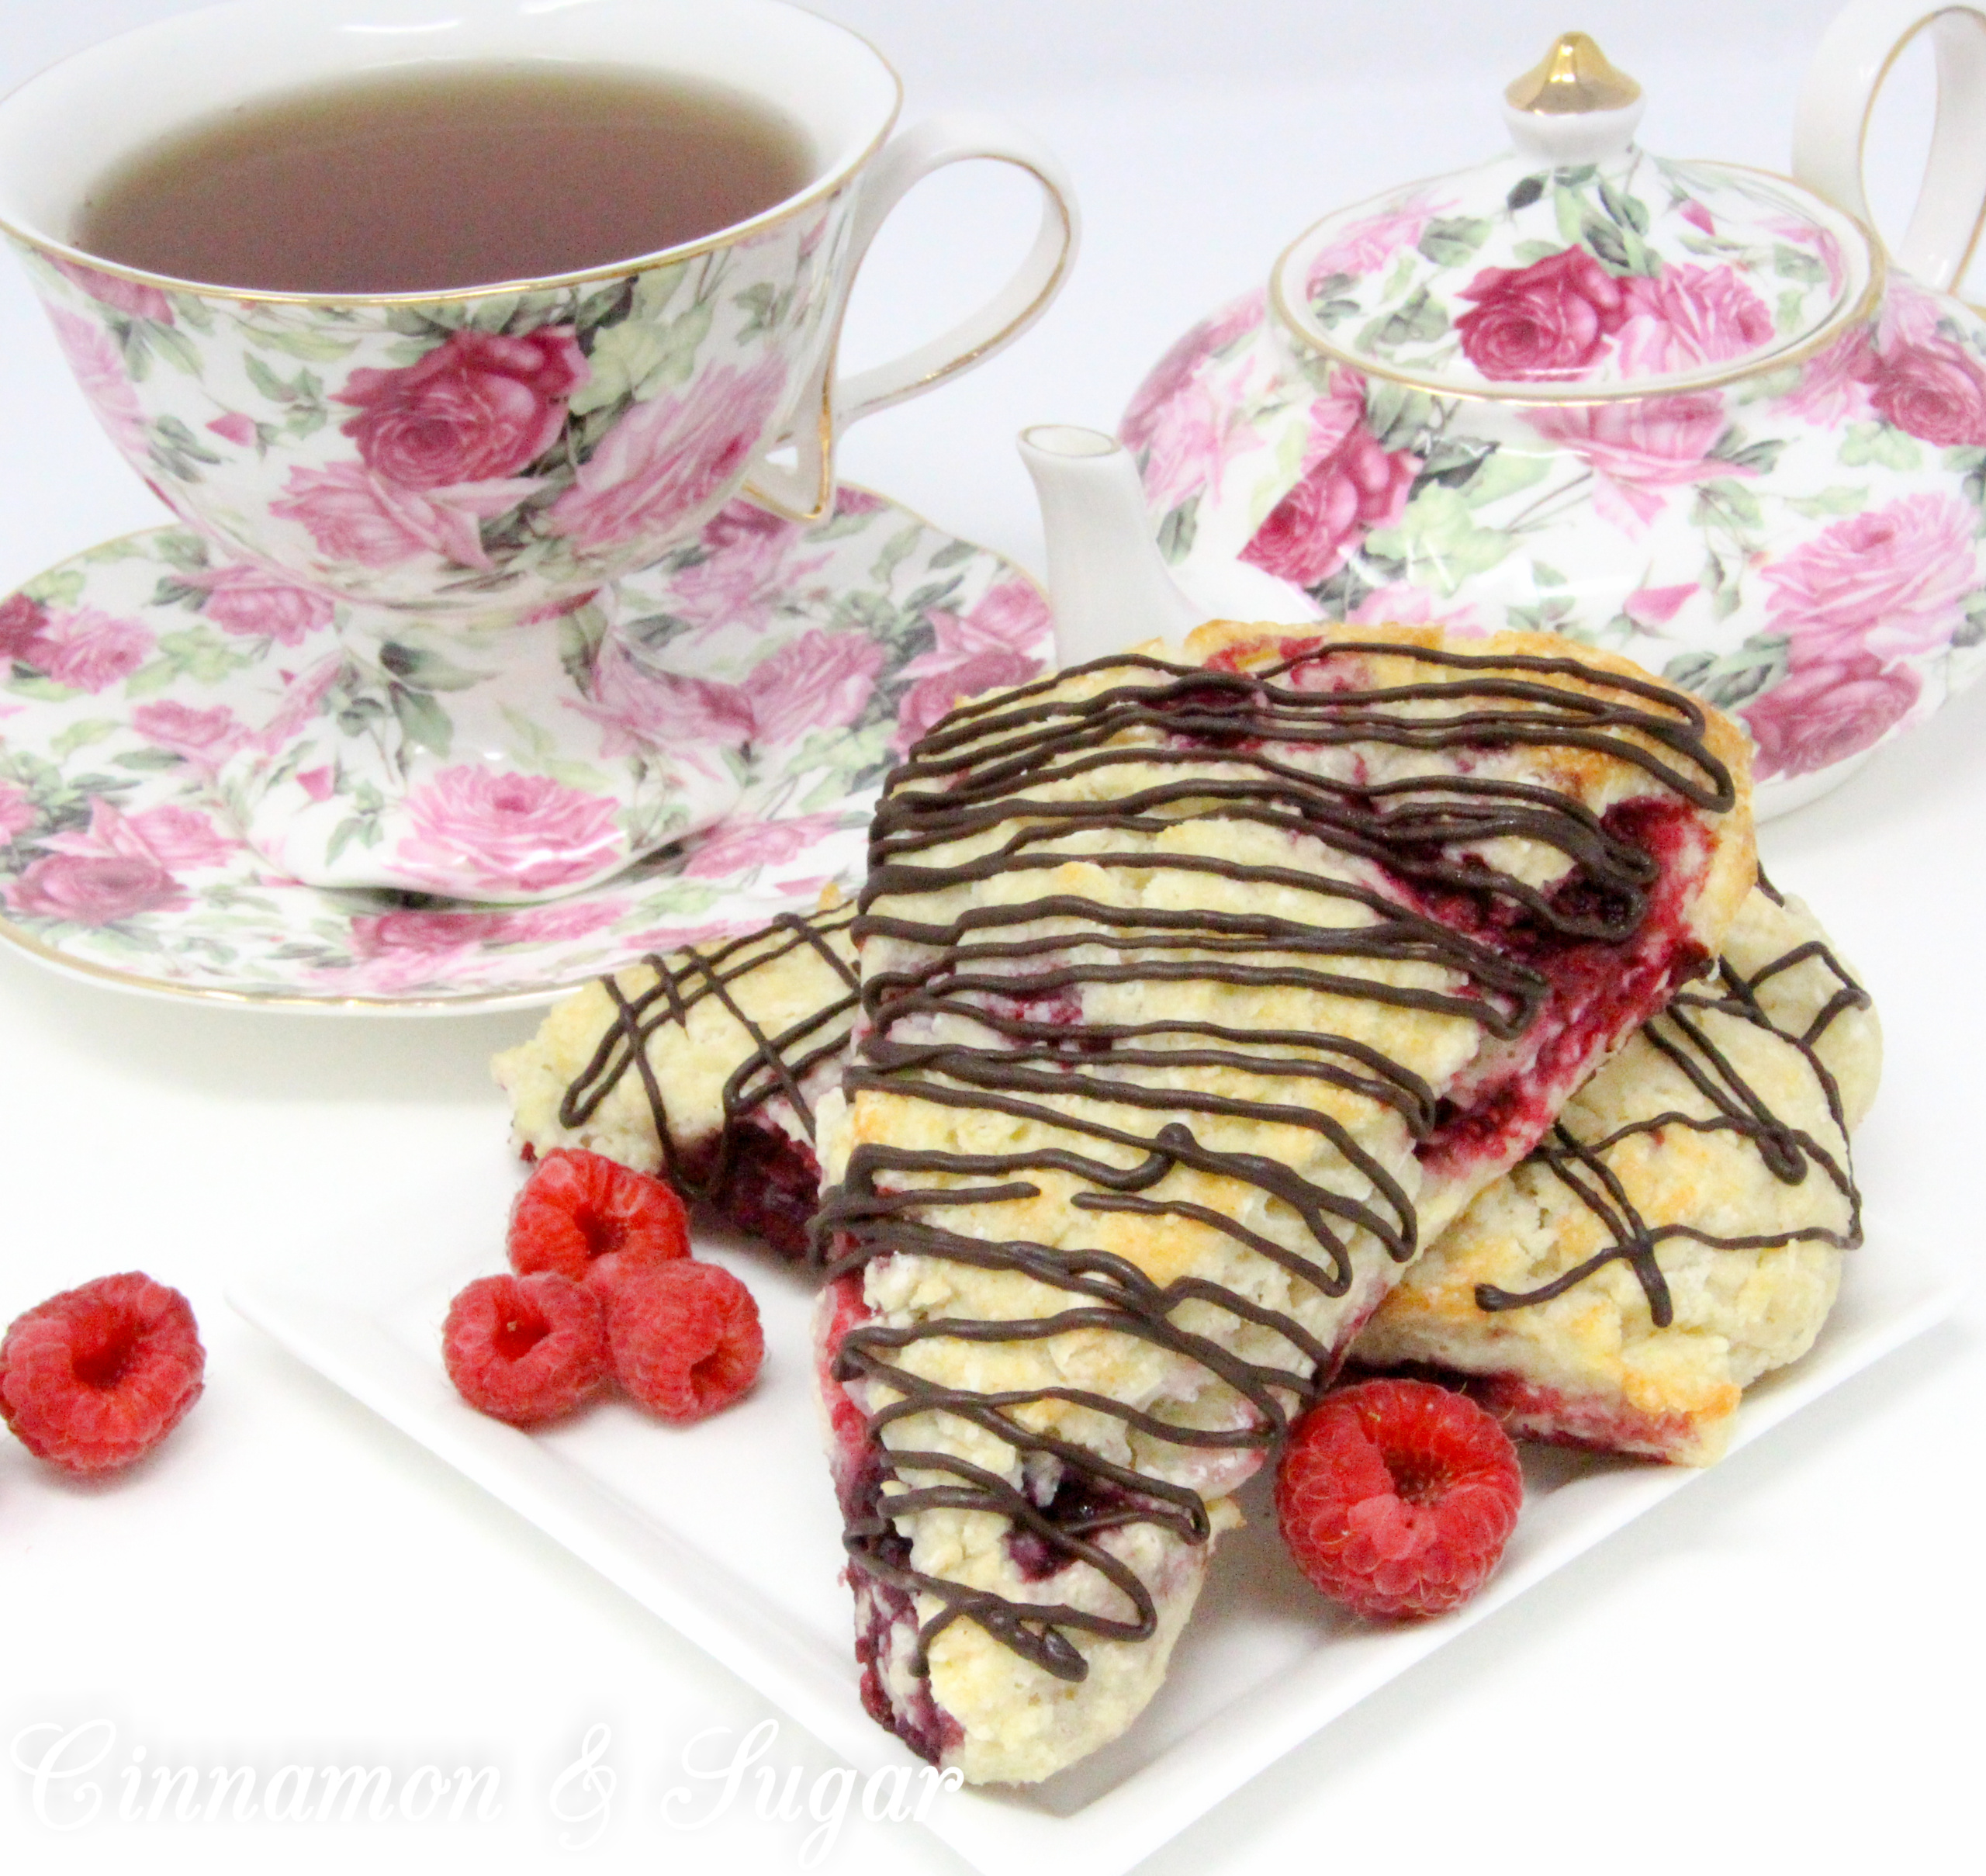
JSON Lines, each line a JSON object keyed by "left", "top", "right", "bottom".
{"left": 558, "top": 904, "right": 859, "bottom": 1206}
{"left": 817, "top": 640, "right": 1735, "bottom": 1686}
{"left": 1474, "top": 884, "right": 1869, "bottom": 1325}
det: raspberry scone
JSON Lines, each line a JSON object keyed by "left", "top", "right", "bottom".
{"left": 1351, "top": 875, "right": 1877, "bottom": 1464}
{"left": 494, "top": 904, "right": 857, "bottom": 1257}
{"left": 813, "top": 623, "right": 1755, "bottom": 1785}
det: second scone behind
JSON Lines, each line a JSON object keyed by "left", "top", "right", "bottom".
{"left": 1351, "top": 876, "right": 1878, "bottom": 1463}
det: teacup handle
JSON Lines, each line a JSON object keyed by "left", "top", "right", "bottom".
{"left": 743, "top": 112, "right": 1078, "bottom": 517}
{"left": 1794, "top": 0, "right": 1986, "bottom": 290}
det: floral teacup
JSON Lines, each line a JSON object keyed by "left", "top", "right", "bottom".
{"left": 0, "top": 0, "right": 1076, "bottom": 898}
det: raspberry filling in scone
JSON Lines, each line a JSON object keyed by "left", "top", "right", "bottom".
{"left": 813, "top": 625, "right": 1755, "bottom": 1786}
{"left": 495, "top": 905, "right": 857, "bottom": 1257}
{"left": 1351, "top": 873, "right": 1878, "bottom": 1465}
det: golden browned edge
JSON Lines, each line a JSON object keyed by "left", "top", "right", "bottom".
{"left": 1180, "top": 619, "right": 1757, "bottom": 957}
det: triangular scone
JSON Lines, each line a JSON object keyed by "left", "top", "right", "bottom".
{"left": 493, "top": 902, "right": 857, "bottom": 1255}
{"left": 1350, "top": 877, "right": 1877, "bottom": 1464}
{"left": 813, "top": 625, "right": 1755, "bottom": 1785}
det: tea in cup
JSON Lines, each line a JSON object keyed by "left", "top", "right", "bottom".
{"left": 0, "top": 0, "right": 1077, "bottom": 898}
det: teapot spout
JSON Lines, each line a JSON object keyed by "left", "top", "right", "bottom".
{"left": 1019, "top": 424, "right": 1205, "bottom": 665}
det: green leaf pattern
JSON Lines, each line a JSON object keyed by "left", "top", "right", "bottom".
{"left": 1126, "top": 185, "right": 1986, "bottom": 789}
{"left": 1282, "top": 151, "right": 1839, "bottom": 389}
{"left": 5, "top": 194, "right": 852, "bottom": 618}
{"left": 0, "top": 502, "right": 1050, "bottom": 1004}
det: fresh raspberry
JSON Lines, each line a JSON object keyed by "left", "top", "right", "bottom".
{"left": 507, "top": 1148, "right": 690, "bottom": 1295}
{"left": 442, "top": 1272, "right": 608, "bottom": 1426}
{"left": 1275, "top": 1378, "right": 1522, "bottom": 1620}
{"left": 0, "top": 1272, "right": 205, "bottom": 1474}
{"left": 607, "top": 1262, "right": 763, "bottom": 1424}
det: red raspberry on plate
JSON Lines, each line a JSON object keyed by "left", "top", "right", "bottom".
{"left": 508, "top": 1147, "right": 690, "bottom": 1296}
{"left": 0, "top": 1272, "right": 205, "bottom": 1474}
{"left": 607, "top": 1261, "right": 763, "bottom": 1424}
{"left": 1275, "top": 1377, "right": 1522, "bottom": 1621}
{"left": 443, "top": 1272, "right": 608, "bottom": 1426}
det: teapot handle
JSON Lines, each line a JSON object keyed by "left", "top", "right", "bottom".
{"left": 1794, "top": 0, "right": 1986, "bottom": 291}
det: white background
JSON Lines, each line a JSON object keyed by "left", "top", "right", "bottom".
{"left": 0, "top": 2, "right": 1977, "bottom": 1871}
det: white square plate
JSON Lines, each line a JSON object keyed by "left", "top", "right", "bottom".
{"left": 229, "top": 1160, "right": 1957, "bottom": 1876}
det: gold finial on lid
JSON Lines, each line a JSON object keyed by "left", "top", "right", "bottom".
{"left": 1505, "top": 33, "right": 1642, "bottom": 115}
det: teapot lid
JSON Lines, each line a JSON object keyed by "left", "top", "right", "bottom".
{"left": 1270, "top": 33, "right": 1879, "bottom": 401}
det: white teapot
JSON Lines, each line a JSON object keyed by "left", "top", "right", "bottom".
{"left": 1119, "top": 2, "right": 1986, "bottom": 815}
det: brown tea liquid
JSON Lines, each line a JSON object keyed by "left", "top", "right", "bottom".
{"left": 73, "top": 63, "right": 815, "bottom": 295}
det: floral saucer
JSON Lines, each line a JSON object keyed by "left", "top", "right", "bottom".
{"left": 0, "top": 486, "right": 1050, "bottom": 1012}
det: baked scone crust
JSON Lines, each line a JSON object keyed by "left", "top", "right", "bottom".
{"left": 817, "top": 625, "right": 1756, "bottom": 1784}
{"left": 493, "top": 902, "right": 856, "bottom": 1255}
{"left": 1189, "top": 621, "right": 1757, "bottom": 974}
{"left": 1351, "top": 881, "right": 1877, "bottom": 1464}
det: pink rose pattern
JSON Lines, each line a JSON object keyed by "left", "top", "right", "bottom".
{"left": 1, "top": 604, "right": 154, "bottom": 693}
{"left": 393, "top": 767, "right": 626, "bottom": 897}
{"left": 1139, "top": 163, "right": 1986, "bottom": 790}
{"left": 576, "top": 621, "right": 889, "bottom": 760}
{"left": 892, "top": 580, "right": 1052, "bottom": 753}
{"left": 666, "top": 499, "right": 829, "bottom": 635}
{"left": 1455, "top": 252, "right": 1772, "bottom": 387}
{"left": 47, "top": 307, "right": 150, "bottom": 459}
{"left": 746, "top": 629, "right": 886, "bottom": 748}
{"left": 1763, "top": 494, "right": 1976, "bottom": 666}
{"left": 8, "top": 851, "right": 185, "bottom": 925}
{"left": 548, "top": 357, "right": 788, "bottom": 552}
{"left": 1868, "top": 338, "right": 1986, "bottom": 447}
{"left": 574, "top": 642, "right": 757, "bottom": 760}
{"left": 1121, "top": 293, "right": 1265, "bottom": 454}
{"left": 681, "top": 812, "right": 839, "bottom": 879}
{"left": 0, "top": 781, "right": 33, "bottom": 845}
{"left": 5, "top": 800, "right": 234, "bottom": 926}
{"left": 1747, "top": 651, "right": 1914, "bottom": 782}
{"left": 344, "top": 900, "right": 623, "bottom": 995}
{"left": 1122, "top": 292, "right": 1268, "bottom": 514}
{"left": 1526, "top": 393, "right": 1732, "bottom": 532}
{"left": 1283, "top": 161, "right": 1846, "bottom": 397}
{"left": 272, "top": 461, "right": 538, "bottom": 571}
{"left": 189, "top": 562, "right": 336, "bottom": 645}
{"left": 1242, "top": 374, "right": 1418, "bottom": 584}
{"left": 50, "top": 257, "right": 173, "bottom": 324}
{"left": 23, "top": 197, "right": 839, "bottom": 619}
{"left": 0, "top": 509, "right": 1052, "bottom": 995}
{"left": 1614, "top": 265, "right": 1774, "bottom": 379}
{"left": 46, "top": 800, "right": 238, "bottom": 872}
{"left": 336, "top": 328, "right": 586, "bottom": 489}
{"left": 1303, "top": 197, "right": 1446, "bottom": 292}
{"left": 1742, "top": 650, "right": 1922, "bottom": 781}
{"left": 1455, "top": 248, "right": 1629, "bottom": 382}
{"left": 0, "top": 594, "right": 43, "bottom": 665}
{"left": 131, "top": 701, "right": 251, "bottom": 769}
{"left": 1778, "top": 327, "right": 1878, "bottom": 429}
